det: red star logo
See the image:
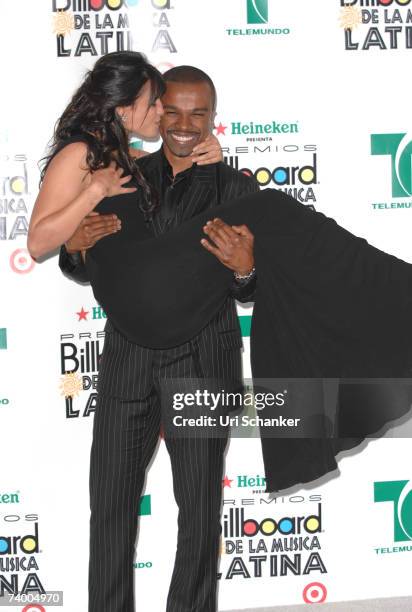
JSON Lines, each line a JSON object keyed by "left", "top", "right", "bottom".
{"left": 214, "top": 122, "right": 227, "bottom": 136}
{"left": 76, "top": 307, "right": 89, "bottom": 321}
{"left": 222, "top": 475, "right": 233, "bottom": 488}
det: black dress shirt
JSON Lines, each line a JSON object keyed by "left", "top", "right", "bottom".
{"left": 158, "top": 150, "right": 196, "bottom": 231}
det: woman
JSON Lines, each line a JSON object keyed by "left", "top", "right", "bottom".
{"left": 29, "top": 53, "right": 412, "bottom": 496}
{"left": 28, "top": 52, "right": 222, "bottom": 258}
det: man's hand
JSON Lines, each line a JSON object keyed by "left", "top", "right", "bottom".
{"left": 200, "top": 217, "right": 254, "bottom": 275}
{"left": 65, "top": 212, "right": 121, "bottom": 253}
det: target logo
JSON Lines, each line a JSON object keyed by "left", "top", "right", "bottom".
{"left": 10, "top": 249, "right": 35, "bottom": 274}
{"left": 22, "top": 606, "right": 45, "bottom": 612}
{"left": 303, "top": 581, "right": 327, "bottom": 604}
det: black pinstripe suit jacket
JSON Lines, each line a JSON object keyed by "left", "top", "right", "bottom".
{"left": 59, "top": 149, "right": 259, "bottom": 399}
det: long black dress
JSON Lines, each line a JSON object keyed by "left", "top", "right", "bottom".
{"left": 86, "top": 186, "right": 412, "bottom": 493}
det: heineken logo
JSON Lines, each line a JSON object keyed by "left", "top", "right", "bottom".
{"left": 231, "top": 121, "right": 299, "bottom": 136}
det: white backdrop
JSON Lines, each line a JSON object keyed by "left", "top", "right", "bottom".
{"left": 1, "top": 0, "right": 412, "bottom": 610}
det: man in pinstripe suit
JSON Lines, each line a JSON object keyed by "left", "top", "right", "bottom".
{"left": 60, "top": 67, "right": 259, "bottom": 612}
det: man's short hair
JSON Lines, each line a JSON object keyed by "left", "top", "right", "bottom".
{"left": 162, "top": 65, "right": 217, "bottom": 110}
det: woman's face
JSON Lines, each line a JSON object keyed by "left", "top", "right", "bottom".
{"left": 117, "top": 80, "right": 164, "bottom": 139}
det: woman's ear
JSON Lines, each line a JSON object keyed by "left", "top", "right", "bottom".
{"left": 115, "top": 106, "right": 128, "bottom": 123}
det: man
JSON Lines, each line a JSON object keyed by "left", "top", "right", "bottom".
{"left": 60, "top": 66, "right": 259, "bottom": 612}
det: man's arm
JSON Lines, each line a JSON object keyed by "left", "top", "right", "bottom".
{"left": 228, "top": 176, "right": 259, "bottom": 302}
{"left": 59, "top": 212, "right": 120, "bottom": 283}
{"left": 230, "top": 268, "right": 257, "bottom": 303}
{"left": 59, "top": 245, "right": 89, "bottom": 283}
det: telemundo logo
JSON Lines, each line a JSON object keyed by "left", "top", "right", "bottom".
{"left": 138, "top": 494, "right": 151, "bottom": 516}
{"left": 247, "top": 0, "right": 268, "bottom": 24}
{"left": 0, "top": 328, "right": 7, "bottom": 350}
{"left": 374, "top": 480, "right": 412, "bottom": 542}
{"left": 133, "top": 560, "right": 153, "bottom": 569}
{"left": 227, "top": 0, "right": 289, "bottom": 37}
{"left": 371, "top": 133, "right": 412, "bottom": 198}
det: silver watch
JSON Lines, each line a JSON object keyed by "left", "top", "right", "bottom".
{"left": 234, "top": 266, "right": 256, "bottom": 281}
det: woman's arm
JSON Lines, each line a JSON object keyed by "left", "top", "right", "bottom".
{"left": 28, "top": 142, "right": 136, "bottom": 259}
{"left": 191, "top": 134, "right": 223, "bottom": 165}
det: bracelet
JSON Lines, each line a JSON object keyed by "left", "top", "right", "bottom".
{"left": 234, "top": 266, "right": 256, "bottom": 281}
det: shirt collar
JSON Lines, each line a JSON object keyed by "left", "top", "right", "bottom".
{"left": 160, "top": 145, "right": 195, "bottom": 181}
{"left": 142, "top": 145, "right": 219, "bottom": 186}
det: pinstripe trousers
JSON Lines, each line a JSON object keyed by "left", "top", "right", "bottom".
{"left": 88, "top": 336, "right": 230, "bottom": 612}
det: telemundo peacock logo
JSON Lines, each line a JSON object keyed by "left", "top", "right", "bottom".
{"left": 371, "top": 133, "right": 412, "bottom": 197}
{"left": 374, "top": 480, "right": 412, "bottom": 542}
{"left": 0, "top": 328, "right": 7, "bottom": 350}
{"left": 226, "top": 0, "right": 290, "bottom": 37}
{"left": 370, "top": 133, "right": 412, "bottom": 210}
{"left": 138, "top": 494, "right": 151, "bottom": 516}
{"left": 247, "top": 0, "right": 268, "bottom": 24}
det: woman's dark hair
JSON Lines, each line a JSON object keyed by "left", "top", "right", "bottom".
{"left": 41, "top": 51, "right": 165, "bottom": 221}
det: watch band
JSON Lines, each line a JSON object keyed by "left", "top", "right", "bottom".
{"left": 234, "top": 266, "right": 256, "bottom": 282}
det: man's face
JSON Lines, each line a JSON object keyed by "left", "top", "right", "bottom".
{"left": 160, "top": 81, "right": 215, "bottom": 158}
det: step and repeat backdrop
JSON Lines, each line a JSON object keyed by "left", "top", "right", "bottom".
{"left": 1, "top": 0, "right": 412, "bottom": 610}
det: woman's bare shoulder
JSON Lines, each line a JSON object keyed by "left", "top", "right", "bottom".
{"left": 44, "top": 141, "right": 89, "bottom": 180}
{"left": 49, "top": 141, "right": 88, "bottom": 165}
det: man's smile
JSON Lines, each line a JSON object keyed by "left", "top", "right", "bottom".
{"left": 168, "top": 131, "right": 200, "bottom": 145}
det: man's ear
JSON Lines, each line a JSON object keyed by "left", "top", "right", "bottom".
{"left": 209, "top": 111, "right": 217, "bottom": 132}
